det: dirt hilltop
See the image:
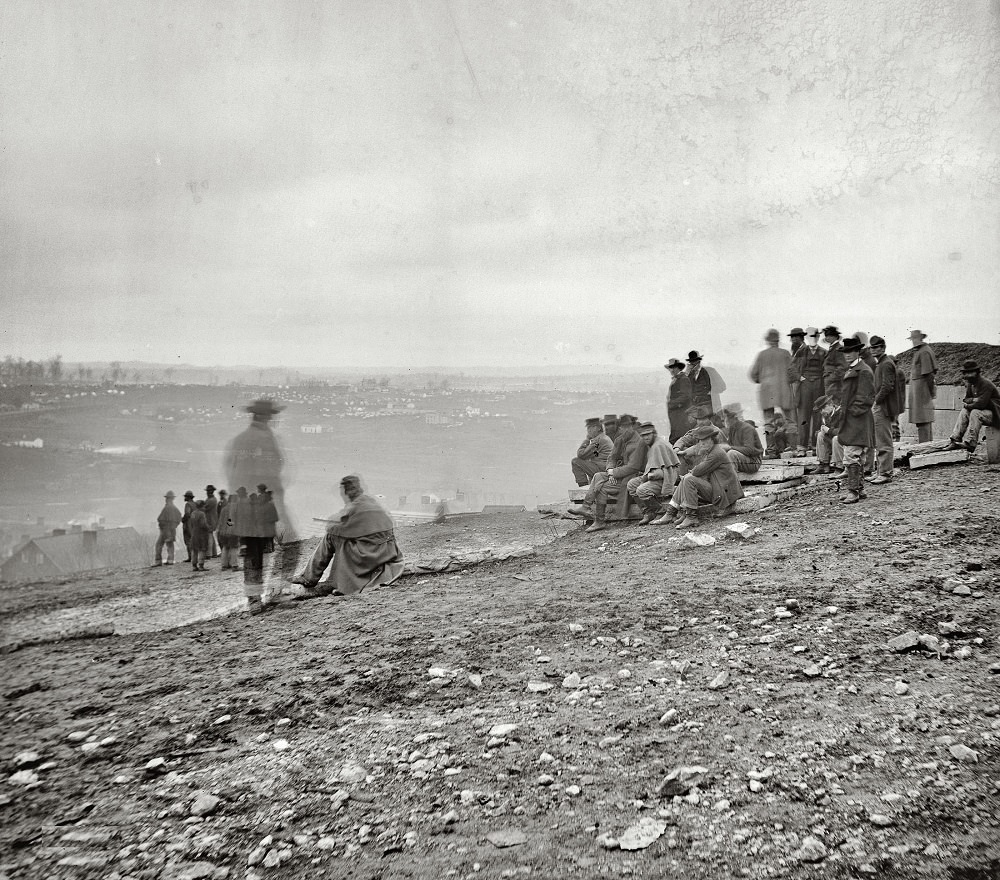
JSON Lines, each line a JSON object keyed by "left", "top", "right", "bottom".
{"left": 894, "top": 342, "right": 1000, "bottom": 385}
{"left": 3, "top": 465, "right": 1000, "bottom": 879}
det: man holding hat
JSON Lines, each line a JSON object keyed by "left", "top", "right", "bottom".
{"left": 627, "top": 421, "right": 680, "bottom": 524}
{"left": 571, "top": 418, "right": 613, "bottom": 487}
{"left": 906, "top": 331, "right": 938, "bottom": 443}
{"left": 721, "top": 403, "right": 764, "bottom": 473}
{"left": 749, "top": 329, "right": 795, "bottom": 458}
{"left": 869, "top": 336, "right": 899, "bottom": 483}
{"left": 292, "top": 475, "right": 404, "bottom": 599}
{"left": 834, "top": 336, "right": 876, "bottom": 503}
{"left": 664, "top": 358, "right": 693, "bottom": 442}
{"left": 949, "top": 360, "right": 1000, "bottom": 452}
{"left": 667, "top": 425, "right": 744, "bottom": 529}
{"left": 153, "top": 490, "right": 183, "bottom": 566}
{"left": 791, "top": 327, "right": 826, "bottom": 454}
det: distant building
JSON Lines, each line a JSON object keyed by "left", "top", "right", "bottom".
{"left": 0, "top": 527, "right": 148, "bottom": 583}
{"left": 301, "top": 424, "right": 322, "bottom": 434}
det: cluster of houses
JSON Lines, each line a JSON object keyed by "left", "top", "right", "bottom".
{"left": 0, "top": 522, "right": 148, "bottom": 583}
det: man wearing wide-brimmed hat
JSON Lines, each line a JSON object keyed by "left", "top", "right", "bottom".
{"left": 834, "top": 336, "right": 876, "bottom": 504}
{"left": 685, "top": 351, "right": 713, "bottom": 412}
{"left": 906, "top": 330, "right": 938, "bottom": 443}
{"left": 571, "top": 417, "right": 613, "bottom": 487}
{"left": 791, "top": 327, "right": 826, "bottom": 455}
{"left": 153, "top": 490, "right": 183, "bottom": 566}
{"left": 869, "top": 336, "right": 900, "bottom": 483}
{"left": 749, "top": 329, "right": 796, "bottom": 458}
{"left": 948, "top": 359, "right": 1000, "bottom": 453}
{"left": 721, "top": 402, "right": 764, "bottom": 473}
{"left": 664, "top": 358, "right": 693, "bottom": 443}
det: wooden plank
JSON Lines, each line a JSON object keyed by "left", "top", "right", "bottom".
{"left": 908, "top": 449, "right": 969, "bottom": 470}
{"left": 739, "top": 463, "right": 805, "bottom": 483}
{"left": 568, "top": 488, "right": 588, "bottom": 502}
{"left": 743, "top": 478, "right": 804, "bottom": 496}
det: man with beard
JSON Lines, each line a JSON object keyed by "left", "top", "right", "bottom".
{"left": 948, "top": 359, "right": 1000, "bottom": 453}
{"left": 292, "top": 475, "right": 404, "bottom": 599}
{"left": 835, "top": 336, "right": 876, "bottom": 504}
{"left": 627, "top": 421, "right": 680, "bottom": 525}
{"left": 664, "top": 358, "right": 693, "bottom": 442}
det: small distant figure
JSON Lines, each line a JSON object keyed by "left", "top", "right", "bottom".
{"left": 189, "top": 500, "right": 210, "bottom": 570}
{"left": 181, "top": 490, "right": 196, "bottom": 562}
{"left": 791, "top": 327, "right": 826, "bottom": 455}
{"left": 571, "top": 417, "right": 613, "bottom": 487}
{"left": 204, "top": 485, "right": 220, "bottom": 558}
{"left": 948, "top": 359, "right": 1000, "bottom": 453}
{"left": 217, "top": 490, "right": 240, "bottom": 571}
{"left": 433, "top": 500, "right": 450, "bottom": 524}
{"left": 153, "top": 490, "right": 182, "bottom": 566}
{"left": 292, "top": 475, "right": 404, "bottom": 599}
{"left": 685, "top": 351, "right": 713, "bottom": 413}
{"left": 906, "top": 330, "right": 938, "bottom": 443}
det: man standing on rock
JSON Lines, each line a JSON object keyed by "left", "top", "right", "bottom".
{"left": 948, "top": 359, "right": 1000, "bottom": 453}
{"left": 153, "top": 490, "right": 182, "bottom": 566}
{"left": 627, "top": 421, "right": 680, "bottom": 525}
{"left": 292, "top": 475, "right": 404, "bottom": 599}
{"left": 869, "top": 336, "right": 899, "bottom": 484}
{"left": 571, "top": 418, "right": 613, "bottom": 487}
{"left": 748, "top": 329, "right": 796, "bottom": 458}
{"left": 906, "top": 330, "right": 938, "bottom": 443}
{"left": 835, "top": 336, "right": 876, "bottom": 504}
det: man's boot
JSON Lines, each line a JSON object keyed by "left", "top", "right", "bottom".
{"left": 568, "top": 504, "right": 593, "bottom": 518}
{"left": 816, "top": 462, "right": 831, "bottom": 474}
{"left": 840, "top": 464, "right": 863, "bottom": 504}
{"left": 585, "top": 501, "right": 607, "bottom": 532}
{"left": 638, "top": 497, "right": 660, "bottom": 525}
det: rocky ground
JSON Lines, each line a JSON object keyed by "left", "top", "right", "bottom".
{"left": 2, "top": 464, "right": 1000, "bottom": 880}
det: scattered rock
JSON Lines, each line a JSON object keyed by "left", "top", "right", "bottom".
{"left": 562, "top": 672, "right": 582, "bottom": 689}
{"left": 952, "top": 585, "right": 972, "bottom": 597}
{"left": 659, "top": 709, "right": 677, "bottom": 725}
{"left": 526, "top": 681, "right": 553, "bottom": 693}
{"left": 795, "top": 836, "right": 828, "bottom": 862}
{"left": 144, "top": 757, "right": 167, "bottom": 775}
{"left": 707, "top": 670, "right": 730, "bottom": 690}
{"left": 338, "top": 763, "right": 367, "bottom": 783}
{"left": 656, "top": 765, "right": 707, "bottom": 797}
{"left": 887, "top": 631, "right": 920, "bottom": 652}
{"left": 467, "top": 674, "right": 483, "bottom": 689}
{"left": 918, "top": 634, "right": 941, "bottom": 652}
{"left": 13, "top": 751, "right": 41, "bottom": 768}
{"left": 537, "top": 774, "right": 555, "bottom": 786}
{"left": 684, "top": 533, "right": 716, "bottom": 547}
{"left": 618, "top": 817, "right": 667, "bottom": 851}
{"left": 949, "top": 744, "right": 979, "bottom": 763}
{"left": 488, "top": 723, "right": 518, "bottom": 738}
{"left": 190, "top": 792, "right": 221, "bottom": 817}
{"left": 8, "top": 769, "right": 39, "bottom": 785}
{"left": 725, "top": 523, "right": 754, "bottom": 540}
{"left": 172, "top": 862, "right": 218, "bottom": 880}
{"left": 596, "top": 833, "right": 619, "bottom": 849}
{"left": 803, "top": 664, "right": 822, "bottom": 677}
{"left": 869, "top": 814, "right": 894, "bottom": 826}
{"left": 564, "top": 784, "right": 582, "bottom": 797}
{"left": 486, "top": 829, "right": 527, "bottom": 848}
{"left": 894, "top": 681, "right": 909, "bottom": 696}
{"left": 272, "top": 739, "right": 290, "bottom": 752}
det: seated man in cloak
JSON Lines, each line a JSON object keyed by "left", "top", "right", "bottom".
{"left": 292, "top": 475, "right": 404, "bottom": 599}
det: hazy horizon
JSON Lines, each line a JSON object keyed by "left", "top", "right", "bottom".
{"left": 2, "top": 2, "right": 998, "bottom": 372}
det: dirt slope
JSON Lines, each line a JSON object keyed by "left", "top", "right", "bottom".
{"left": 3, "top": 465, "right": 1000, "bottom": 880}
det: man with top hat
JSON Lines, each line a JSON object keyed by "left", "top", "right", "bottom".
{"left": 821, "top": 325, "right": 848, "bottom": 405}
{"left": 571, "top": 418, "right": 613, "bottom": 487}
{"left": 869, "top": 335, "right": 899, "bottom": 483}
{"left": 906, "top": 330, "right": 938, "bottom": 443}
{"left": 948, "top": 359, "right": 1000, "bottom": 452}
{"left": 834, "top": 335, "right": 876, "bottom": 504}
{"left": 791, "top": 327, "right": 826, "bottom": 455}
{"left": 626, "top": 421, "right": 680, "bottom": 525}
{"left": 181, "top": 489, "right": 196, "bottom": 562}
{"left": 292, "top": 475, "right": 404, "bottom": 600}
{"left": 721, "top": 402, "right": 764, "bottom": 473}
{"left": 685, "top": 351, "right": 713, "bottom": 412}
{"left": 153, "top": 490, "right": 183, "bottom": 566}
{"left": 664, "top": 358, "right": 693, "bottom": 442}
{"left": 749, "top": 329, "right": 795, "bottom": 458}
{"left": 665, "top": 425, "right": 744, "bottom": 529}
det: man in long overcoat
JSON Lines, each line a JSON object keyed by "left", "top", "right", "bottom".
{"left": 869, "top": 336, "right": 899, "bottom": 484}
{"left": 822, "top": 325, "right": 848, "bottom": 404}
{"left": 749, "top": 329, "right": 795, "bottom": 457}
{"left": 664, "top": 358, "right": 693, "bottom": 442}
{"left": 791, "top": 327, "right": 826, "bottom": 454}
{"left": 293, "top": 476, "right": 404, "bottom": 598}
{"left": 834, "top": 336, "right": 876, "bottom": 504}
{"left": 906, "top": 330, "right": 938, "bottom": 443}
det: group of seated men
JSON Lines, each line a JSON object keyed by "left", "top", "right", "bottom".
{"left": 568, "top": 404, "right": 759, "bottom": 531}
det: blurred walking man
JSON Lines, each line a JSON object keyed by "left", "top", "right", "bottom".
{"left": 749, "top": 329, "right": 796, "bottom": 458}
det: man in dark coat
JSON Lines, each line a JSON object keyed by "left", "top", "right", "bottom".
{"left": 791, "top": 327, "right": 826, "bottom": 455}
{"left": 869, "top": 336, "right": 899, "bottom": 484}
{"left": 906, "top": 330, "right": 938, "bottom": 443}
{"left": 686, "top": 351, "right": 713, "bottom": 412}
{"left": 664, "top": 358, "right": 693, "bottom": 442}
{"left": 153, "top": 490, "right": 183, "bottom": 566}
{"left": 822, "top": 325, "right": 848, "bottom": 404}
{"left": 602, "top": 414, "right": 620, "bottom": 443}
{"left": 293, "top": 475, "right": 404, "bottom": 599}
{"left": 571, "top": 418, "right": 614, "bottom": 486}
{"left": 788, "top": 327, "right": 806, "bottom": 357}
{"left": 181, "top": 490, "right": 196, "bottom": 562}
{"left": 204, "top": 484, "right": 220, "bottom": 558}
{"left": 576, "top": 415, "right": 647, "bottom": 532}
{"left": 948, "top": 359, "right": 1000, "bottom": 452}
{"left": 834, "top": 336, "right": 876, "bottom": 504}
{"left": 668, "top": 425, "right": 744, "bottom": 529}
{"left": 721, "top": 403, "right": 764, "bottom": 473}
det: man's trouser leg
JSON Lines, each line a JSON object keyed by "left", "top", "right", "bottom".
{"left": 798, "top": 380, "right": 820, "bottom": 448}
{"left": 833, "top": 437, "right": 844, "bottom": 468}
{"left": 841, "top": 445, "right": 866, "bottom": 501}
{"left": 727, "top": 450, "right": 761, "bottom": 473}
{"left": 209, "top": 531, "right": 219, "bottom": 557}
{"left": 243, "top": 538, "right": 266, "bottom": 597}
{"left": 917, "top": 423, "right": 933, "bottom": 443}
{"left": 673, "top": 474, "right": 714, "bottom": 511}
{"left": 633, "top": 478, "right": 664, "bottom": 521}
{"left": 955, "top": 409, "right": 992, "bottom": 448}
{"left": 584, "top": 472, "right": 609, "bottom": 505}
{"left": 762, "top": 407, "right": 776, "bottom": 456}
{"left": 299, "top": 533, "right": 336, "bottom": 584}
{"left": 572, "top": 457, "right": 603, "bottom": 487}
{"left": 873, "top": 408, "right": 894, "bottom": 477}
{"left": 154, "top": 531, "right": 166, "bottom": 564}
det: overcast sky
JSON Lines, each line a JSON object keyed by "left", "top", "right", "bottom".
{"left": 2, "top": 1, "right": 998, "bottom": 372}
